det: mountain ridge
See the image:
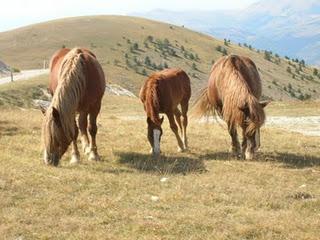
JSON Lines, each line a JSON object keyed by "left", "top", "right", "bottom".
{"left": 134, "top": 0, "right": 320, "bottom": 66}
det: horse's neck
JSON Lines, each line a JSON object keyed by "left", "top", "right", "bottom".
{"left": 52, "top": 83, "right": 78, "bottom": 140}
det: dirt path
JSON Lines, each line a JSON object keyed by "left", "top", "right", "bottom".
{"left": 266, "top": 116, "right": 320, "bottom": 136}
{"left": 117, "top": 115, "right": 320, "bottom": 137}
{"left": 0, "top": 69, "right": 49, "bottom": 85}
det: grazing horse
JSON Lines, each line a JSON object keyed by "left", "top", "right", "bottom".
{"left": 193, "top": 55, "right": 269, "bottom": 160}
{"left": 41, "top": 47, "right": 106, "bottom": 166}
{"left": 139, "top": 68, "right": 191, "bottom": 155}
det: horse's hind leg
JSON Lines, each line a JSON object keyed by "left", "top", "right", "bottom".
{"left": 228, "top": 125, "right": 241, "bottom": 158}
{"left": 174, "top": 108, "right": 183, "bottom": 135}
{"left": 167, "top": 112, "right": 184, "bottom": 152}
{"left": 70, "top": 120, "right": 80, "bottom": 164}
{"left": 88, "top": 105, "right": 101, "bottom": 161}
{"left": 78, "top": 112, "right": 90, "bottom": 154}
{"left": 181, "top": 100, "right": 189, "bottom": 150}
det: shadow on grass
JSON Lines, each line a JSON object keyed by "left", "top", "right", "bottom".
{"left": 200, "top": 151, "right": 320, "bottom": 168}
{"left": 116, "top": 151, "right": 207, "bottom": 174}
{"left": 0, "top": 120, "right": 19, "bottom": 136}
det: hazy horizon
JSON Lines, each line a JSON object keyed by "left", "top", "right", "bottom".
{"left": 0, "top": 0, "right": 258, "bottom": 32}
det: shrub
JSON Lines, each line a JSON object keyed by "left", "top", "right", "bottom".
{"left": 313, "top": 68, "right": 319, "bottom": 76}
{"left": 287, "top": 67, "right": 291, "bottom": 73}
{"left": 142, "top": 69, "right": 147, "bottom": 76}
{"left": 192, "top": 63, "right": 197, "bottom": 70}
{"left": 11, "top": 67, "right": 20, "bottom": 73}
{"left": 264, "top": 51, "right": 272, "bottom": 61}
{"left": 133, "top": 43, "right": 139, "bottom": 51}
{"left": 144, "top": 56, "right": 151, "bottom": 66}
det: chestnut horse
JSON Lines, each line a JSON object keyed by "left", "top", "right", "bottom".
{"left": 139, "top": 68, "right": 191, "bottom": 155}
{"left": 193, "top": 55, "right": 269, "bottom": 160}
{"left": 41, "top": 47, "right": 106, "bottom": 166}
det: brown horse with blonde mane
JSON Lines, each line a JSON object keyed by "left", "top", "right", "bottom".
{"left": 140, "top": 68, "right": 191, "bottom": 155}
{"left": 41, "top": 47, "right": 106, "bottom": 166}
{"left": 193, "top": 55, "right": 269, "bottom": 160}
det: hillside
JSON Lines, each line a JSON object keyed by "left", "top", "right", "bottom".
{"left": 0, "top": 15, "right": 319, "bottom": 100}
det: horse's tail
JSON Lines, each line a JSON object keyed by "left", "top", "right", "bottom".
{"left": 191, "top": 87, "right": 214, "bottom": 119}
{"left": 246, "top": 94, "right": 266, "bottom": 135}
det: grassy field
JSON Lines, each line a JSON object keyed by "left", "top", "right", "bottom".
{"left": 0, "top": 15, "right": 320, "bottom": 101}
{"left": 1, "top": 78, "right": 320, "bottom": 239}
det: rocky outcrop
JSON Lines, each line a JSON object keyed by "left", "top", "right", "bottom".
{"left": 0, "top": 60, "right": 9, "bottom": 77}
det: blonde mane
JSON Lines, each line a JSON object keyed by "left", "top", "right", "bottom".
{"left": 193, "top": 55, "right": 265, "bottom": 136}
{"left": 48, "top": 47, "right": 87, "bottom": 142}
{"left": 221, "top": 66, "right": 265, "bottom": 135}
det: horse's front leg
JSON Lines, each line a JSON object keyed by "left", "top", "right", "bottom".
{"left": 181, "top": 99, "right": 189, "bottom": 151}
{"left": 228, "top": 125, "right": 241, "bottom": 158}
{"left": 88, "top": 106, "right": 101, "bottom": 161}
{"left": 70, "top": 121, "right": 80, "bottom": 164}
{"left": 167, "top": 112, "right": 184, "bottom": 152}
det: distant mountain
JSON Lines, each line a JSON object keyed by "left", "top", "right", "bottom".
{"left": 134, "top": 0, "right": 320, "bottom": 66}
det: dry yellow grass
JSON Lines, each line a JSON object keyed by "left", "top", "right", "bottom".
{"left": 1, "top": 91, "right": 320, "bottom": 239}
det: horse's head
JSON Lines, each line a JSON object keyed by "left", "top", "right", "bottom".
{"left": 41, "top": 106, "right": 70, "bottom": 166}
{"left": 147, "top": 116, "right": 164, "bottom": 155}
{"left": 240, "top": 100, "right": 270, "bottom": 160}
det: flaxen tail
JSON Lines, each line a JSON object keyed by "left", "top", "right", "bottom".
{"left": 191, "top": 87, "right": 214, "bottom": 119}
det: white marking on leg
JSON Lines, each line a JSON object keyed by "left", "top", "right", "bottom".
{"left": 88, "top": 151, "right": 100, "bottom": 161}
{"left": 70, "top": 153, "right": 80, "bottom": 164}
{"left": 153, "top": 129, "right": 161, "bottom": 154}
{"left": 43, "top": 150, "right": 49, "bottom": 165}
{"left": 81, "top": 136, "right": 90, "bottom": 154}
{"left": 245, "top": 150, "right": 254, "bottom": 160}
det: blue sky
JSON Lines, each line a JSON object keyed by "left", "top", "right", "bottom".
{"left": 0, "top": 0, "right": 258, "bottom": 32}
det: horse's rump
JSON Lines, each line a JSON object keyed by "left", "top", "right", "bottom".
{"left": 193, "top": 55, "right": 265, "bottom": 133}
{"left": 49, "top": 47, "right": 105, "bottom": 112}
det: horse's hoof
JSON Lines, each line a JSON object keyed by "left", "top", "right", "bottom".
{"left": 70, "top": 154, "right": 80, "bottom": 164}
{"left": 152, "top": 152, "right": 161, "bottom": 160}
{"left": 231, "top": 151, "right": 241, "bottom": 159}
{"left": 84, "top": 146, "right": 91, "bottom": 155}
{"left": 88, "top": 152, "right": 100, "bottom": 161}
{"left": 177, "top": 147, "right": 184, "bottom": 153}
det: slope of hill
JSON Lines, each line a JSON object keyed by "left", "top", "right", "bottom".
{"left": 135, "top": 0, "right": 320, "bottom": 66}
{"left": 0, "top": 15, "right": 319, "bottom": 100}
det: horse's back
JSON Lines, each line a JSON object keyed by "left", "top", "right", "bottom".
{"left": 155, "top": 68, "right": 190, "bottom": 98}
{"left": 140, "top": 68, "right": 191, "bottom": 114}
{"left": 49, "top": 48, "right": 71, "bottom": 95}
{"left": 49, "top": 47, "right": 106, "bottom": 111}
{"left": 209, "top": 55, "right": 261, "bottom": 101}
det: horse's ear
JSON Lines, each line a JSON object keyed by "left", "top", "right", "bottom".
{"left": 46, "top": 88, "right": 53, "bottom": 96}
{"left": 260, "top": 101, "right": 270, "bottom": 108}
{"left": 160, "top": 116, "right": 164, "bottom": 124}
{"left": 40, "top": 105, "right": 47, "bottom": 115}
{"left": 52, "top": 107, "right": 60, "bottom": 123}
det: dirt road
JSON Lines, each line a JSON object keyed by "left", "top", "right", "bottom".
{"left": 0, "top": 69, "right": 49, "bottom": 85}
{"left": 117, "top": 115, "right": 320, "bottom": 137}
